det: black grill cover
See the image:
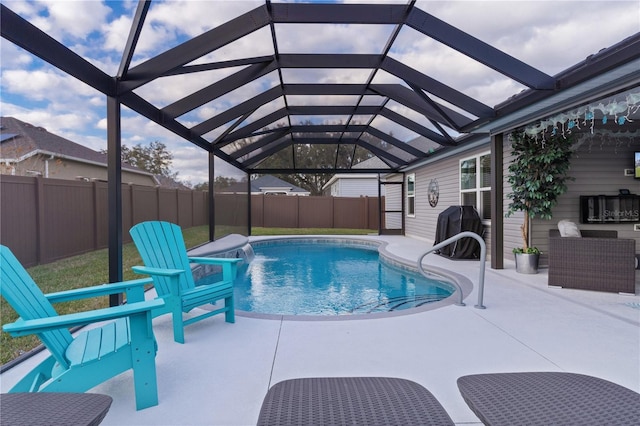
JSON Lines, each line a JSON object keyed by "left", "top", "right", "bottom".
{"left": 433, "top": 206, "right": 483, "bottom": 259}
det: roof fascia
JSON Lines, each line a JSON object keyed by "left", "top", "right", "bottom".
{"left": 401, "top": 135, "right": 490, "bottom": 172}
{"left": 469, "top": 60, "right": 640, "bottom": 135}
{"left": 1, "top": 149, "right": 154, "bottom": 176}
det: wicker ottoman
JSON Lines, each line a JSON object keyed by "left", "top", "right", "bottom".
{"left": 0, "top": 393, "right": 113, "bottom": 426}
{"left": 257, "top": 377, "right": 454, "bottom": 425}
{"left": 457, "top": 372, "right": 640, "bottom": 426}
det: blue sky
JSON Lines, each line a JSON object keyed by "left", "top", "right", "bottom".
{"left": 1, "top": 0, "right": 639, "bottom": 184}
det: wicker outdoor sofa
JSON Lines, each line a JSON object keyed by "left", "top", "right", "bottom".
{"left": 548, "top": 229, "right": 636, "bottom": 293}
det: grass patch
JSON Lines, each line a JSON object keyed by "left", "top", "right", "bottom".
{"left": 1, "top": 226, "right": 376, "bottom": 365}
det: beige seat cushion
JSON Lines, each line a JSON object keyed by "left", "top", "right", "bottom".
{"left": 558, "top": 219, "right": 581, "bottom": 237}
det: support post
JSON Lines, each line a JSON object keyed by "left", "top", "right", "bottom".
{"left": 107, "top": 96, "right": 123, "bottom": 306}
{"left": 247, "top": 172, "right": 252, "bottom": 236}
{"left": 490, "top": 133, "right": 504, "bottom": 269}
{"left": 208, "top": 151, "right": 215, "bottom": 242}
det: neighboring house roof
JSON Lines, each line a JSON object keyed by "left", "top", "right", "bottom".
{"left": 0, "top": 117, "right": 195, "bottom": 188}
{"left": 224, "top": 175, "right": 310, "bottom": 195}
{"left": 154, "top": 174, "right": 191, "bottom": 190}
{"left": 324, "top": 136, "right": 442, "bottom": 190}
{"left": 0, "top": 116, "right": 148, "bottom": 175}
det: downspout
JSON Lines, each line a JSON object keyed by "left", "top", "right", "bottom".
{"left": 44, "top": 154, "right": 54, "bottom": 178}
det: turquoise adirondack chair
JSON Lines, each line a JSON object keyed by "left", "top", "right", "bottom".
{"left": 129, "top": 221, "right": 241, "bottom": 344}
{"left": 0, "top": 245, "right": 165, "bottom": 410}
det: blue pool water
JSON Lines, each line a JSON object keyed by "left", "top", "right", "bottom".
{"left": 232, "top": 241, "right": 453, "bottom": 316}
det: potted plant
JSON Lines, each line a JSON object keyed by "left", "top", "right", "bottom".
{"left": 506, "top": 130, "right": 574, "bottom": 273}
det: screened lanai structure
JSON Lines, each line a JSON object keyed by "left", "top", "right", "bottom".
{"left": 2, "top": 1, "right": 639, "bottom": 290}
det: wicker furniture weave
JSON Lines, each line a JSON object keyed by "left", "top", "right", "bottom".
{"left": 256, "top": 377, "right": 454, "bottom": 426}
{"left": 457, "top": 372, "right": 640, "bottom": 426}
{"left": 0, "top": 393, "right": 113, "bottom": 426}
{"left": 548, "top": 229, "right": 636, "bottom": 293}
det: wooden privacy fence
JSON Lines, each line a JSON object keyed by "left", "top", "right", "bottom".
{"left": 0, "top": 175, "right": 209, "bottom": 267}
{"left": 0, "top": 176, "right": 380, "bottom": 267}
{"left": 249, "top": 194, "right": 379, "bottom": 229}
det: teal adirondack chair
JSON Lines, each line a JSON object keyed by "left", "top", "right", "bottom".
{"left": 129, "top": 221, "right": 241, "bottom": 344}
{"left": 0, "top": 245, "right": 165, "bottom": 410}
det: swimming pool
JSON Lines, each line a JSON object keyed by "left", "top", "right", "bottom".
{"left": 231, "top": 239, "right": 454, "bottom": 317}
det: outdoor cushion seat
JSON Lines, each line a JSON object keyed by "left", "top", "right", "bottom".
{"left": 257, "top": 377, "right": 454, "bottom": 426}
{"left": 0, "top": 393, "right": 113, "bottom": 426}
{"left": 548, "top": 229, "right": 636, "bottom": 293}
{"left": 457, "top": 372, "right": 640, "bottom": 426}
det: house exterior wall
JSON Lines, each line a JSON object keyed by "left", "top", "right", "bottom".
{"left": 406, "top": 145, "right": 492, "bottom": 257}
{"left": 526, "top": 137, "right": 639, "bottom": 265}
{"left": 327, "top": 175, "right": 382, "bottom": 197}
{"left": 0, "top": 155, "right": 156, "bottom": 186}
{"left": 336, "top": 177, "right": 379, "bottom": 197}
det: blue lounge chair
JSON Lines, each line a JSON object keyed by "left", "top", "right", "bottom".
{"left": 129, "top": 221, "right": 241, "bottom": 344}
{"left": 0, "top": 245, "right": 165, "bottom": 410}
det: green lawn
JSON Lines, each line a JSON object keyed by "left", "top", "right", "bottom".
{"left": 1, "top": 227, "right": 375, "bottom": 365}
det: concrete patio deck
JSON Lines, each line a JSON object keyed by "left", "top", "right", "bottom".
{"left": 2, "top": 235, "right": 639, "bottom": 425}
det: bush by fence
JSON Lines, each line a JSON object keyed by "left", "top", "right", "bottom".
{"left": 0, "top": 176, "right": 380, "bottom": 267}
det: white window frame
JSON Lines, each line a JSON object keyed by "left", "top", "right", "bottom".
{"left": 406, "top": 173, "right": 416, "bottom": 217}
{"left": 459, "top": 152, "right": 491, "bottom": 222}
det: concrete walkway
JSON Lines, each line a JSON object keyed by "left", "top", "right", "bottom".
{"left": 2, "top": 235, "right": 638, "bottom": 425}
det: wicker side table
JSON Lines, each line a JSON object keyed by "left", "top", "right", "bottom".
{"left": 0, "top": 393, "right": 113, "bottom": 426}
{"left": 257, "top": 377, "right": 454, "bottom": 426}
{"left": 457, "top": 372, "right": 640, "bottom": 426}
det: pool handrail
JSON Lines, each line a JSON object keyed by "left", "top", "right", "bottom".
{"left": 417, "top": 231, "right": 487, "bottom": 309}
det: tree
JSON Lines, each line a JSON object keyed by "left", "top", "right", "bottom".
{"left": 242, "top": 120, "right": 380, "bottom": 195}
{"left": 506, "top": 130, "right": 574, "bottom": 253}
{"left": 192, "top": 176, "right": 243, "bottom": 192}
{"left": 102, "top": 141, "right": 176, "bottom": 178}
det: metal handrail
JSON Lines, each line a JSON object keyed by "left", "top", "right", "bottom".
{"left": 417, "top": 231, "right": 487, "bottom": 309}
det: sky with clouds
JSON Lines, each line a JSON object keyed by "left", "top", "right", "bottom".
{"left": 1, "top": 0, "right": 638, "bottom": 184}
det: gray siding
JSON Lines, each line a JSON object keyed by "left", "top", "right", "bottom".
{"left": 335, "top": 177, "right": 379, "bottom": 197}
{"left": 406, "top": 145, "right": 492, "bottom": 256}
{"left": 503, "top": 139, "right": 525, "bottom": 256}
{"left": 529, "top": 138, "right": 640, "bottom": 265}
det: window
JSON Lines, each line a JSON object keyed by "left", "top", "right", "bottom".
{"left": 460, "top": 153, "right": 491, "bottom": 220}
{"left": 406, "top": 173, "right": 415, "bottom": 217}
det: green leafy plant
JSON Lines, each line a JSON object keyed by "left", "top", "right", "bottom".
{"left": 512, "top": 246, "right": 541, "bottom": 255}
{"left": 506, "top": 130, "right": 574, "bottom": 253}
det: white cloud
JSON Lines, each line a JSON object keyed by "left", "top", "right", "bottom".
{"left": 0, "top": 41, "right": 33, "bottom": 68}
{"left": 1, "top": 68, "right": 97, "bottom": 101}
{"left": 1, "top": 0, "right": 638, "bottom": 184}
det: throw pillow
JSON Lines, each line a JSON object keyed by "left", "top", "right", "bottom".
{"left": 557, "top": 219, "right": 581, "bottom": 237}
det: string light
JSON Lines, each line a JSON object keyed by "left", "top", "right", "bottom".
{"left": 524, "top": 90, "right": 640, "bottom": 140}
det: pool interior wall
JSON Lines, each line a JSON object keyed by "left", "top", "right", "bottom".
{"left": 188, "top": 235, "right": 474, "bottom": 321}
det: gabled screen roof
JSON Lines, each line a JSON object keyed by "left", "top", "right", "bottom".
{"left": 2, "top": 1, "right": 638, "bottom": 174}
